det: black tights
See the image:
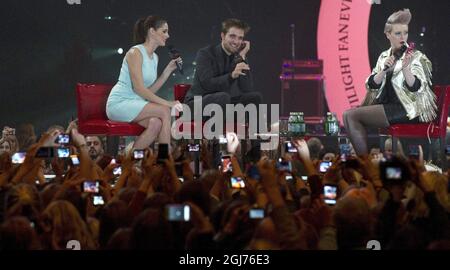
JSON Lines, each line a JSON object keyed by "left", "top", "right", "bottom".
{"left": 343, "top": 104, "right": 390, "bottom": 156}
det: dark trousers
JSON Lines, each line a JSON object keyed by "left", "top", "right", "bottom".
{"left": 185, "top": 91, "right": 263, "bottom": 121}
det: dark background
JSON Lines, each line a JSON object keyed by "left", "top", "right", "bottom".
{"left": 0, "top": 0, "right": 448, "bottom": 134}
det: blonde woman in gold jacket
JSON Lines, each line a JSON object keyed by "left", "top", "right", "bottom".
{"left": 343, "top": 9, "right": 436, "bottom": 156}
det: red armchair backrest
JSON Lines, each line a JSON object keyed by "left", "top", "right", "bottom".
{"left": 76, "top": 83, "right": 113, "bottom": 122}
{"left": 174, "top": 84, "right": 191, "bottom": 102}
{"left": 434, "top": 85, "right": 450, "bottom": 133}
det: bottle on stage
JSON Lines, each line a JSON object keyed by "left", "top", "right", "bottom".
{"left": 288, "top": 112, "right": 306, "bottom": 137}
{"left": 325, "top": 112, "right": 339, "bottom": 136}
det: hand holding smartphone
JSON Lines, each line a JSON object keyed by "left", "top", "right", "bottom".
{"left": 284, "top": 141, "right": 298, "bottom": 153}
{"left": 220, "top": 155, "right": 232, "bottom": 173}
{"left": 230, "top": 176, "right": 245, "bottom": 189}
{"left": 323, "top": 184, "right": 338, "bottom": 205}
{"left": 166, "top": 204, "right": 190, "bottom": 222}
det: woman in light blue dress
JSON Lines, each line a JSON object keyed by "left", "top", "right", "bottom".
{"left": 106, "top": 15, "right": 182, "bottom": 150}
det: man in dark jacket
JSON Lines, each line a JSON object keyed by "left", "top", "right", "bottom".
{"left": 184, "top": 18, "right": 262, "bottom": 120}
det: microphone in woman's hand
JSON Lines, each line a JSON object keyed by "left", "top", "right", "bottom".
{"left": 393, "top": 43, "right": 408, "bottom": 60}
{"left": 383, "top": 43, "right": 408, "bottom": 71}
{"left": 167, "top": 45, "right": 183, "bottom": 74}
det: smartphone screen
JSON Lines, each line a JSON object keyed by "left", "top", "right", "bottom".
{"left": 57, "top": 134, "right": 70, "bottom": 145}
{"left": 133, "top": 149, "right": 144, "bottom": 160}
{"left": 386, "top": 167, "right": 402, "bottom": 180}
{"left": 219, "top": 136, "right": 228, "bottom": 144}
{"left": 230, "top": 176, "right": 245, "bottom": 189}
{"left": 285, "top": 174, "right": 293, "bottom": 181}
{"left": 276, "top": 158, "right": 292, "bottom": 172}
{"left": 93, "top": 195, "right": 104, "bottom": 206}
{"left": 83, "top": 181, "right": 99, "bottom": 193}
{"left": 187, "top": 143, "right": 200, "bottom": 152}
{"left": 11, "top": 152, "right": 26, "bottom": 164}
{"left": 57, "top": 147, "right": 70, "bottom": 158}
{"left": 339, "top": 143, "right": 352, "bottom": 161}
{"left": 70, "top": 155, "right": 80, "bottom": 165}
{"left": 323, "top": 184, "right": 337, "bottom": 205}
{"left": 249, "top": 208, "right": 265, "bottom": 219}
{"left": 113, "top": 166, "right": 122, "bottom": 176}
{"left": 319, "top": 161, "right": 332, "bottom": 173}
{"left": 166, "top": 204, "right": 190, "bottom": 221}
{"left": 221, "top": 156, "right": 232, "bottom": 173}
{"left": 284, "top": 141, "right": 298, "bottom": 153}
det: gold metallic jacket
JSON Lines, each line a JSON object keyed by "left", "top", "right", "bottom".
{"left": 362, "top": 48, "right": 436, "bottom": 122}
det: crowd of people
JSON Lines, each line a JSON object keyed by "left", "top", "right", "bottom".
{"left": 0, "top": 122, "right": 449, "bottom": 250}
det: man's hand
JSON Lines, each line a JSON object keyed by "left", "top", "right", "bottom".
{"left": 239, "top": 41, "right": 250, "bottom": 59}
{"left": 231, "top": 62, "right": 250, "bottom": 79}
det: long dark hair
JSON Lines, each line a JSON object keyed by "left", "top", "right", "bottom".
{"left": 133, "top": 15, "right": 167, "bottom": 44}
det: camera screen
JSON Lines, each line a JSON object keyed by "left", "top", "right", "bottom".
{"left": 323, "top": 185, "right": 337, "bottom": 205}
{"left": 284, "top": 141, "right": 298, "bottom": 153}
{"left": 133, "top": 150, "right": 144, "bottom": 160}
{"left": 276, "top": 159, "right": 292, "bottom": 172}
{"left": 249, "top": 208, "right": 265, "bottom": 219}
{"left": 285, "top": 175, "right": 293, "bottom": 181}
{"left": 57, "top": 148, "right": 70, "bottom": 158}
{"left": 57, "top": 134, "right": 70, "bottom": 144}
{"left": 83, "top": 181, "right": 99, "bottom": 193}
{"left": 11, "top": 152, "right": 26, "bottom": 164}
{"left": 230, "top": 177, "right": 245, "bottom": 189}
{"left": 386, "top": 167, "right": 402, "bottom": 179}
{"left": 221, "top": 156, "right": 232, "bottom": 173}
{"left": 188, "top": 144, "right": 200, "bottom": 152}
{"left": 301, "top": 176, "right": 308, "bottom": 181}
{"left": 93, "top": 195, "right": 104, "bottom": 206}
{"left": 219, "top": 136, "right": 228, "bottom": 144}
{"left": 339, "top": 144, "right": 351, "bottom": 161}
{"left": 113, "top": 166, "right": 122, "bottom": 176}
{"left": 70, "top": 155, "right": 80, "bottom": 165}
{"left": 167, "top": 204, "right": 190, "bottom": 221}
{"left": 319, "top": 161, "right": 332, "bottom": 173}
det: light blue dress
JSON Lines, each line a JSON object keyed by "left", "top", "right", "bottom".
{"left": 106, "top": 44, "right": 158, "bottom": 122}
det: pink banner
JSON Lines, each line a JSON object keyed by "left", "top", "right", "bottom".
{"left": 317, "top": 0, "right": 372, "bottom": 123}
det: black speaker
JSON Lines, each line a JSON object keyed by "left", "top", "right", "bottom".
{"left": 280, "top": 75, "right": 327, "bottom": 117}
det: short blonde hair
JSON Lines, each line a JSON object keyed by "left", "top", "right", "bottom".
{"left": 384, "top": 9, "right": 411, "bottom": 33}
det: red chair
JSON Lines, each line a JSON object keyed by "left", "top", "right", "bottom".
{"left": 381, "top": 85, "right": 450, "bottom": 169}
{"left": 76, "top": 83, "right": 145, "bottom": 153}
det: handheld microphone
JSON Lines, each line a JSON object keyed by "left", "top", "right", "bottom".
{"left": 167, "top": 45, "right": 183, "bottom": 74}
{"left": 383, "top": 43, "right": 408, "bottom": 71}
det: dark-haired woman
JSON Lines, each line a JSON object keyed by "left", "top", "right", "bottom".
{"left": 106, "top": 16, "right": 183, "bottom": 150}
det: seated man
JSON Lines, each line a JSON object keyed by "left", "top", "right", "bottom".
{"left": 184, "top": 18, "right": 262, "bottom": 124}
